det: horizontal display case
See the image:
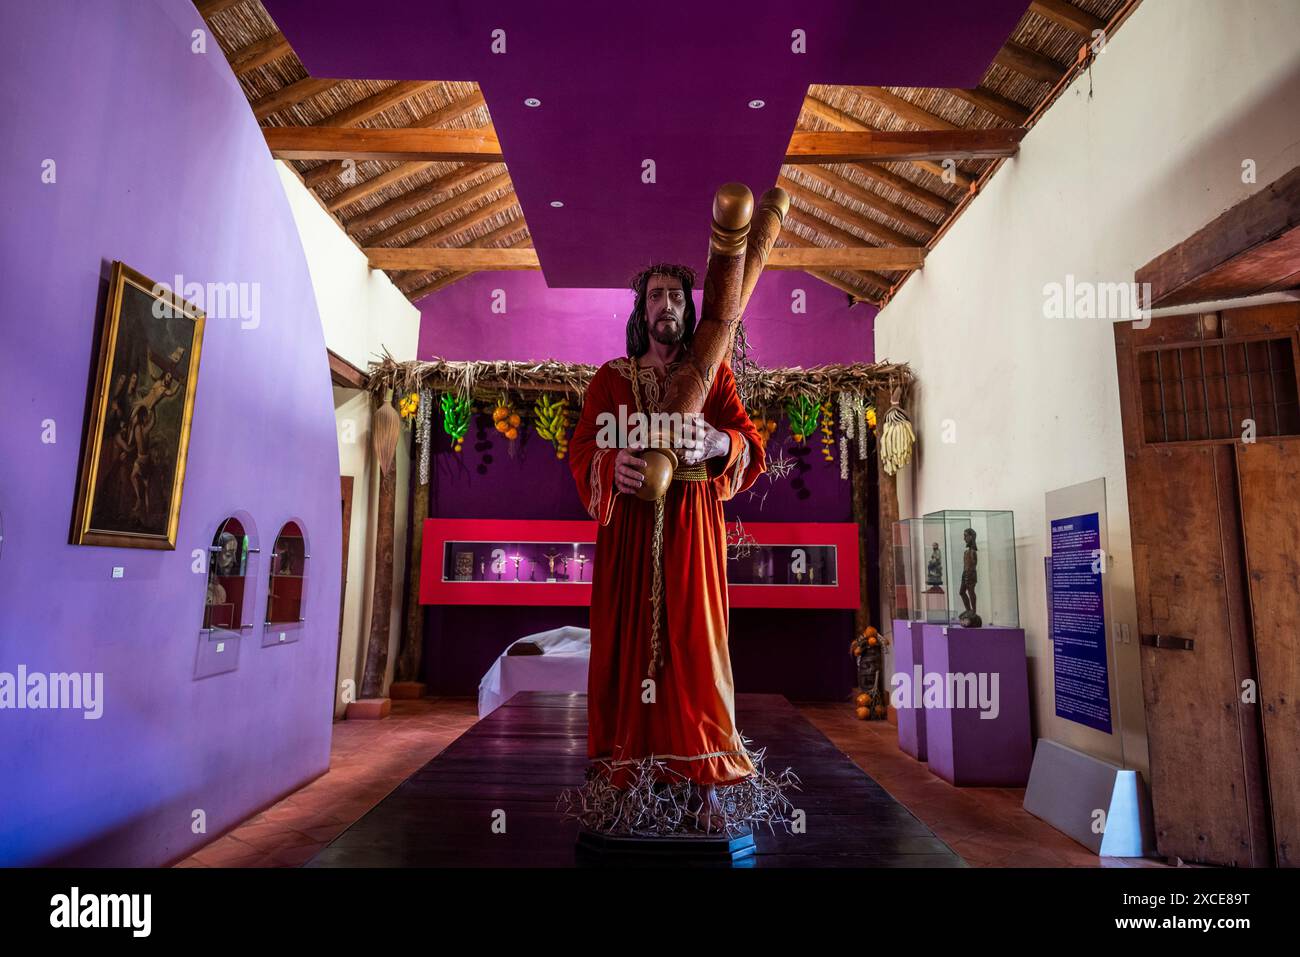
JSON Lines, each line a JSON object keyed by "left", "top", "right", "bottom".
{"left": 420, "top": 518, "right": 860, "bottom": 608}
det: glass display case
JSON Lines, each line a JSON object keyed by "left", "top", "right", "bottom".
{"left": 920, "top": 510, "right": 1019, "bottom": 628}
{"left": 421, "top": 518, "right": 860, "bottom": 608}
{"left": 892, "top": 518, "right": 922, "bottom": 622}
{"left": 266, "top": 520, "right": 307, "bottom": 625}
{"left": 203, "top": 516, "right": 253, "bottom": 634}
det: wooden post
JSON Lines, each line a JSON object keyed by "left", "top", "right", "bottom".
{"left": 876, "top": 387, "right": 900, "bottom": 636}
{"left": 359, "top": 395, "right": 398, "bottom": 701}
{"left": 395, "top": 466, "right": 429, "bottom": 688}
{"left": 850, "top": 453, "right": 874, "bottom": 638}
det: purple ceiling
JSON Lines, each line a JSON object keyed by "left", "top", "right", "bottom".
{"left": 265, "top": 1, "right": 1026, "bottom": 287}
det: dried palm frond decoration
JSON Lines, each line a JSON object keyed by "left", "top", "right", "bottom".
{"left": 372, "top": 390, "right": 402, "bottom": 476}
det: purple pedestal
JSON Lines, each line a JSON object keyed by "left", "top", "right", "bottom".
{"left": 920, "top": 624, "right": 1032, "bottom": 787}
{"left": 892, "top": 619, "right": 926, "bottom": 761}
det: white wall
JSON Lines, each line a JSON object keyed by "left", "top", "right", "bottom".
{"left": 278, "top": 162, "right": 421, "bottom": 716}
{"left": 875, "top": 0, "right": 1300, "bottom": 777}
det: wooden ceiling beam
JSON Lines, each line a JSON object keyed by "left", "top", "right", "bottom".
{"left": 948, "top": 86, "right": 1031, "bottom": 125}
{"left": 342, "top": 164, "right": 492, "bottom": 231}
{"left": 316, "top": 81, "right": 440, "bottom": 128}
{"left": 402, "top": 235, "right": 534, "bottom": 302}
{"left": 264, "top": 126, "right": 504, "bottom": 163}
{"left": 779, "top": 176, "right": 916, "bottom": 247}
{"left": 324, "top": 161, "right": 437, "bottom": 210}
{"left": 328, "top": 349, "right": 368, "bottom": 389}
{"left": 779, "top": 221, "right": 893, "bottom": 294}
{"left": 787, "top": 166, "right": 939, "bottom": 236}
{"left": 1030, "top": 0, "right": 1105, "bottom": 36}
{"left": 778, "top": 233, "right": 888, "bottom": 300}
{"left": 367, "top": 248, "right": 540, "bottom": 271}
{"left": 801, "top": 96, "right": 974, "bottom": 189}
{"left": 250, "top": 78, "right": 338, "bottom": 121}
{"left": 1136, "top": 165, "right": 1300, "bottom": 307}
{"left": 362, "top": 171, "right": 513, "bottom": 246}
{"left": 397, "top": 221, "right": 531, "bottom": 290}
{"left": 229, "top": 32, "right": 291, "bottom": 78}
{"left": 786, "top": 129, "right": 1023, "bottom": 165}
{"left": 993, "top": 41, "right": 1067, "bottom": 85}
{"left": 847, "top": 87, "right": 960, "bottom": 131}
{"left": 767, "top": 247, "right": 924, "bottom": 271}
{"left": 305, "top": 92, "right": 489, "bottom": 189}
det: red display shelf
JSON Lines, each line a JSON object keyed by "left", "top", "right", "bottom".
{"left": 420, "top": 518, "right": 859, "bottom": 609}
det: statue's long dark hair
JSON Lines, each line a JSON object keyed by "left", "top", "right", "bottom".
{"left": 625, "top": 262, "right": 698, "bottom": 358}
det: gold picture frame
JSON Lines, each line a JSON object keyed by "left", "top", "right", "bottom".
{"left": 71, "top": 261, "right": 205, "bottom": 549}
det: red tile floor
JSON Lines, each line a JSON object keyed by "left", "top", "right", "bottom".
{"left": 177, "top": 698, "right": 1166, "bottom": 868}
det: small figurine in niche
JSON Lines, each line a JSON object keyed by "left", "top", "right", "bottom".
{"left": 958, "top": 527, "right": 982, "bottom": 627}
{"left": 214, "top": 531, "right": 241, "bottom": 577}
{"left": 479, "top": 558, "right": 486, "bottom": 580}
{"left": 575, "top": 553, "right": 588, "bottom": 581}
{"left": 543, "top": 548, "right": 562, "bottom": 582}
{"left": 925, "top": 542, "right": 944, "bottom": 592}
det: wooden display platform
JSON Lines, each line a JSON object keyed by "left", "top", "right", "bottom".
{"left": 307, "top": 692, "right": 965, "bottom": 868}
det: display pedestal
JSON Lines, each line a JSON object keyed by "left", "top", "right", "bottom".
{"left": 892, "top": 619, "right": 926, "bottom": 761}
{"left": 921, "top": 625, "right": 1032, "bottom": 787}
{"left": 576, "top": 827, "right": 755, "bottom": 865}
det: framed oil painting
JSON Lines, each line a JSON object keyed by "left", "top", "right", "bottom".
{"left": 71, "top": 261, "right": 205, "bottom": 548}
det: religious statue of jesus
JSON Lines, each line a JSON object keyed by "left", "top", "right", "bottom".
{"left": 568, "top": 262, "right": 766, "bottom": 833}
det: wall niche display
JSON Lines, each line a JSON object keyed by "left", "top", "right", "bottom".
{"left": 264, "top": 521, "right": 307, "bottom": 642}
{"left": 204, "top": 517, "right": 252, "bottom": 633}
{"left": 71, "top": 261, "right": 206, "bottom": 549}
{"left": 919, "top": 510, "right": 1019, "bottom": 628}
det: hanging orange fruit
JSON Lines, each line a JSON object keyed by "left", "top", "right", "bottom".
{"left": 855, "top": 692, "right": 869, "bottom": 707}
{"left": 855, "top": 706, "right": 870, "bottom": 720}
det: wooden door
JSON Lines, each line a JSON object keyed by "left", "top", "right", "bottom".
{"left": 1114, "top": 302, "right": 1300, "bottom": 866}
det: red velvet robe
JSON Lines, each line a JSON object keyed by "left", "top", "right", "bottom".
{"left": 569, "top": 357, "right": 766, "bottom": 786}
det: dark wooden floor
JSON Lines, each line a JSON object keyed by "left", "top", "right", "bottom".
{"left": 307, "top": 692, "right": 966, "bottom": 867}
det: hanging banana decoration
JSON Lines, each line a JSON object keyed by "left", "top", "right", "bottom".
{"left": 533, "top": 393, "right": 570, "bottom": 459}
{"left": 819, "top": 400, "right": 835, "bottom": 463}
{"left": 878, "top": 387, "right": 915, "bottom": 475}
{"left": 439, "top": 392, "right": 471, "bottom": 453}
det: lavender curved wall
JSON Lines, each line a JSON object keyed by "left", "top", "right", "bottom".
{"left": 0, "top": 1, "right": 341, "bottom": 865}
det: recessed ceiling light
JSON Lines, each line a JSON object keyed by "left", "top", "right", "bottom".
{"left": 748, "top": 99, "right": 765, "bottom": 109}
{"left": 524, "top": 97, "right": 541, "bottom": 107}
{"left": 550, "top": 200, "right": 564, "bottom": 208}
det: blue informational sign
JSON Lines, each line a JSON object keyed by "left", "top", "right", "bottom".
{"left": 1050, "top": 512, "right": 1113, "bottom": 733}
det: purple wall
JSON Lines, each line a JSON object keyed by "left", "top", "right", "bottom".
{"left": 0, "top": 1, "right": 341, "bottom": 865}
{"left": 420, "top": 272, "right": 874, "bottom": 699}
{"left": 417, "top": 270, "right": 876, "bottom": 367}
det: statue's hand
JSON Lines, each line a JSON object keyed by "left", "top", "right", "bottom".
{"left": 680, "top": 418, "right": 730, "bottom": 465}
{"left": 614, "top": 447, "right": 647, "bottom": 495}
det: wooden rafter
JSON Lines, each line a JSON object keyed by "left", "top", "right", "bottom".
{"left": 778, "top": 232, "right": 887, "bottom": 301}
{"left": 848, "top": 87, "right": 961, "bottom": 131}
{"left": 1030, "top": 0, "right": 1105, "bottom": 36}
{"left": 788, "top": 166, "right": 939, "bottom": 236}
{"left": 264, "top": 127, "right": 503, "bottom": 163}
{"left": 994, "top": 40, "right": 1067, "bottom": 84}
{"left": 365, "top": 248, "right": 540, "bottom": 270}
{"left": 328, "top": 349, "right": 369, "bottom": 389}
{"left": 849, "top": 162, "right": 956, "bottom": 216}
{"left": 363, "top": 170, "right": 513, "bottom": 246}
{"left": 801, "top": 96, "right": 974, "bottom": 190}
{"left": 315, "top": 81, "right": 440, "bottom": 128}
{"left": 786, "top": 129, "right": 1023, "bottom": 165}
{"left": 782, "top": 207, "right": 895, "bottom": 291}
{"left": 402, "top": 233, "right": 534, "bottom": 301}
{"left": 342, "top": 164, "right": 492, "bottom": 231}
{"left": 229, "top": 31, "right": 290, "bottom": 77}
{"left": 251, "top": 78, "right": 338, "bottom": 121}
{"left": 397, "top": 192, "right": 522, "bottom": 252}
{"left": 779, "top": 175, "right": 917, "bottom": 247}
{"left": 306, "top": 91, "right": 490, "bottom": 189}
{"left": 767, "top": 248, "right": 924, "bottom": 271}
{"left": 196, "top": 0, "right": 247, "bottom": 19}
{"left": 948, "top": 86, "right": 1032, "bottom": 125}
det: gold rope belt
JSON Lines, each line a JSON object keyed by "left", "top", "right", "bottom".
{"left": 673, "top": 464, "right": 708, "bottom": 481}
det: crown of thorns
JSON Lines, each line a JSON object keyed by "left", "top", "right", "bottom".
{"left": 628, "top": 262, "right": 697, "bottom": 295}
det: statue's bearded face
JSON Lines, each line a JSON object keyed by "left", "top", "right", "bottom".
{"left": 645, "top": 274, "right": 686, "bottom": 345}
